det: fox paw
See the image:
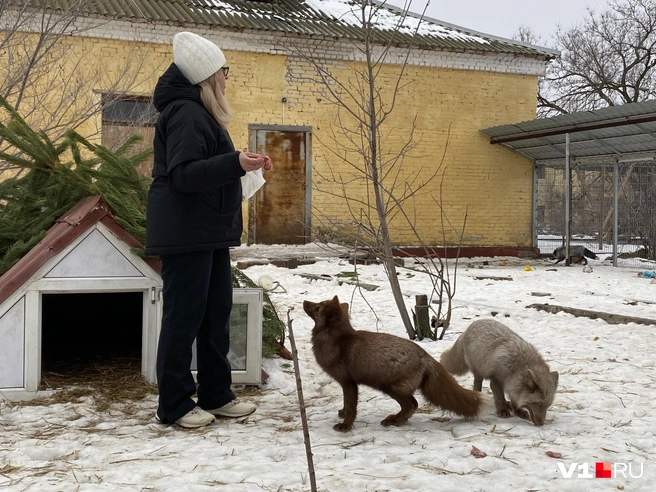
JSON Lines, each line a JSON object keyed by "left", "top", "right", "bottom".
{"left": 496, "top": 400, "right": 514, "bottom": 418}
{"left": 333, "top": 422, "right": 352, "bottom": 432}
{"left": 381, "top": 415, "right": 405, "bottom": 427}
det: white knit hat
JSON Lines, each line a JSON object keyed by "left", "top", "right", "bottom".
{"left": 173, "top": 32, "right": 226, "bottom": 85}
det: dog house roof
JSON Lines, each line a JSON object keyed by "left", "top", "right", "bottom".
{"left": 0, "top": 196, "right": 161, "bottom": 306}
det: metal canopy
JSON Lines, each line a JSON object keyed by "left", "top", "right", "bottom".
{"left": 480, "top": 100, "right": 656, "bottom": 166}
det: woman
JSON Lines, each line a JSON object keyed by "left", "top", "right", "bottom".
{"left": 146, "top": 31, "right": 272, "bottom": 428}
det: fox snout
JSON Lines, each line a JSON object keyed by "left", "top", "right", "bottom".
{"left": 515, "top": 406, "right": 530, "bottom": 421}
{"left": 515, "top": 405, "right": 547, "bottom": 426}
{"left": 303, "top": 300, "right": 318, "bottom": 320}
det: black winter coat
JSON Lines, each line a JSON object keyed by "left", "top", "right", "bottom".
{"left": 145, "top": 63, "right": 245, "bottom": 255}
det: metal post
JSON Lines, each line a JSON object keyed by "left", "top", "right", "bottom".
{"left": 599, "top": 165, "right": 605, "bottom": 251}
{"left": 564, "top": 133, "right": 570, "bottom": 264}
{"left": 532, "top": 163, "right": 539, "bottom": 250}
{"left": 613, "top": 159, "right": 619, "bottom": 267}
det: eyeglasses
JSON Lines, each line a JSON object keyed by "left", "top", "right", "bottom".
{"left": 221, "top": 66, "right": 229, "bottom": 77}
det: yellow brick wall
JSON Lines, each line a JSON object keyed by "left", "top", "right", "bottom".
{"left": 275, "top": 60, "right": 538, "bottom": 247}
{"left": 0, "top": 35, "right": 165, "bottom": 143}
{"left": 1, "top": 33, "right": 538, "bottom": 248}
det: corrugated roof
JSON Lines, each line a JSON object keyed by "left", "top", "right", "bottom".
{"left": 17, "top": 0, "right": 557, "bottom": 58}
{"left": 0, "top": 196, "right": 161, "bottom": 307}
{"left": 480, "top": 100, "right": 656, "bottom": 166}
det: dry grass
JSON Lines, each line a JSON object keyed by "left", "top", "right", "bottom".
{"left": 13, "top": 357, "right": 157, "bottom": 412}
{"left": 236, "top": 385, "right": 264, "bottom": 397}
{"left": 0, "top": 464, "right": 22, "bottom": 475}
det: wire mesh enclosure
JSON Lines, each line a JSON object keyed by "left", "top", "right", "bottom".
{"left": 536, "top": 162, "right": 656, "bottom": 270}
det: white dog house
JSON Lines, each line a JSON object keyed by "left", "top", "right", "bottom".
{"left": 0, "top": 196, "right": 262, "bottom": 401}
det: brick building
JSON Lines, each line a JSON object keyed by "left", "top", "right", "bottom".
{"left": 1, "top": 0, "right": 557, "bottom": 253}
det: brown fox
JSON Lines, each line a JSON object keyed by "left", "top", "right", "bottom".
{"left": 440, "top": 319, "right": 558, "bottom": 426}
{"left": 303, "top": 296, "right": 484, "bottom": 432}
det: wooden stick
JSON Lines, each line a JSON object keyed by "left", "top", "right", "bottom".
{"left": 473, "top": 275, "right": 513, "bottom": 281}
{"left": 414, "top": 294, "right": 431, "bottom": 340}
{"left": 526, "top": 303, "right": 656, "bottom": 326}
{"left": 295, "top": 273, "right": 379, "bottom": 291}
{"left": 286, "top": 310, "right": 317, "bottom": 492}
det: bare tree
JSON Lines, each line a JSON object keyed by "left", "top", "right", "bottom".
{"left": 283, "top": 0, "right": 464, "bottom": 339}
{"left": 515, "top": 4, "right": 656, "bottom": 261}
{"left": 0, "top": 0, "right": 158, "bottom": 169}
{"left": 539, "top": 0, "right": 656, "bottom": 116}
{"left": 513, "top": 24, "right": 545, "bottom": 46}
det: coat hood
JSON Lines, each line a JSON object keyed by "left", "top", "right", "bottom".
{"left": 153, "top": 63, "right": 201, "bottom": 113}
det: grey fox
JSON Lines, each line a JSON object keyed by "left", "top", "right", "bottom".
{"left": 303, "top": 296, "right": 484, "bottom": 432}
{"left": 440, "top": 319, "right": 558, "bottom": 426}
{"left": 552, "top": 245, "right": 598, "bottom": 265}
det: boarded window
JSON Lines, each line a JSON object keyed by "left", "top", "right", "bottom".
{"left": 101, "top": 95, "right": 156, "bottom": 176}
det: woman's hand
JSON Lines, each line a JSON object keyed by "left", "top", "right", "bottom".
{"left": 239, "top": 152, "right": 273, "bottom": 172}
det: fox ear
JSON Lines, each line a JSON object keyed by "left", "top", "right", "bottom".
{"left": 525, "top": 369, "right": 539, "bottom": 391}
{"left": 340, "top": 302, "right": 349, "bottom": 316}
{"left": 330, "top": 295, "right": 340, "bottom": 305}
{"left": 550, "top": 371, "right": 559, "bottom": 388}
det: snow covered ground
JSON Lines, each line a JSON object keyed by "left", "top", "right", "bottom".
{"left": 1, "top": 245, "right": 654, "bottom": 491}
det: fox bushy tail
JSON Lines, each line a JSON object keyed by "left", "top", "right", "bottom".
{"left": 439, "top": 337, "right": 469, "bottom": 375}
{"left": 421, "top": 362, "right": 483, "bottom": 418}
{"left": 583, "top": 248, "right": 598, "bottom": 260}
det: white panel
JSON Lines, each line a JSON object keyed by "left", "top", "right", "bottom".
{"left": 45, "top": 229, "right": 142, "bottom": 278}
{"left": 189, "top": 288, "right": 263, "bottom": 385}
{"left": 23, "top": 290, "right": 41, "bottom": 393}
{"left": 0, "top": 297, "right": 25, "bottom": 388}
{"left": 142, "top": 289, "right": 160, "bottom": 384}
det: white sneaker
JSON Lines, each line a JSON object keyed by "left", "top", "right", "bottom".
{"left": 207, "top": 399, "right": 256, "bottom": 418}
{"left": 175, "top": 407, "right": 216, "bottom": 428}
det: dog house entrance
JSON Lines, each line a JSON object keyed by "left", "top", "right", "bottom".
{"left": 40, "top": 292, "right": 143, "bottom": 387}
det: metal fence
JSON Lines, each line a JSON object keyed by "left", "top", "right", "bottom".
{"left": 535, "top": 162, "right": 656, "bottom": 270}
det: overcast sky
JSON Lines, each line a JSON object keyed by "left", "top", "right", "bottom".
{"left": 386, "top": 0, "right": 610, "bottom": 41}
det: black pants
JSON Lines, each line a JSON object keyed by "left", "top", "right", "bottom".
{"left": 156, "top": 248, "right": 235, "bottom": 423}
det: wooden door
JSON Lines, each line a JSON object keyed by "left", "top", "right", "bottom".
{"left": 248, "top": 127, "right": 310, "bottom": 244}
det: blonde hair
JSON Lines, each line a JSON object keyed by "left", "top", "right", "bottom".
{"left": 197, "top": 72, "right": 233, "bottom": 128}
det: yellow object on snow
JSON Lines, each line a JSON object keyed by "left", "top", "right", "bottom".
{"left": 524, "top": 265, "right": 533, "bottom": 271}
